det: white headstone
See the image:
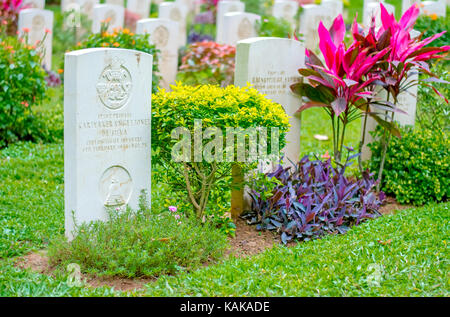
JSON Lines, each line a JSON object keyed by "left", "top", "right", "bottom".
{"left": 136, "top": 18, "right": 178, "bottom": 90}
{"left": 23, "top": 0, "right": 45, "bottom": 9}
{"left": 401, "top": 0, "right": 420, "bottom": 14}
{"left": 221, "top": 12, "right": 260, "bottom": 46}
{"left": 64, "top": 48, "right": 152, "bottom": 240}
{"left": 235, "top": 37, "right": 304, "bottom": 166}
{"left": 105, "top": 0, "right": 123, "bottom": 6}
{"left": 298, "top": 4, "right": 334, "bottom": 51}
{"left": 127, "top": 0, "right": 151, "bottom": 19}
{"left": 216, "top": 0, "right": 245, "bottom": 44}
{"left": 363, "top": 2, "right": 395, "bottom": 29}
{"left": 322, "top": 0, "right": 344, "bottom": 19}
{"left": 62, "top": 0, "right": 99, "bottom": 20}
{"left": 92, "top": 4, "right": 124, "bottom": 33}
{"left": 272, "top": 0, "right": 299, "bottom": 26}
{"left": 159, "top": 1, "right": 188, "bottom": 48}
{"left": 422, "top": 0, "right": 447, "bottom": 17}
{"left": 18, "top": 8, "right": 53, "bottom": 69}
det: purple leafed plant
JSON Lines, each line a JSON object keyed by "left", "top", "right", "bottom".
{"left": 247, "top": 151, "right": 385, "bottom": 244}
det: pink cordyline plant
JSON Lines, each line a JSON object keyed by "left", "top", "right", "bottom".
{"left": 291, "top": 15, "right": 390, "bottom": 165}
{"left": 353, "top": 3, "right": 449, "bottom": 189}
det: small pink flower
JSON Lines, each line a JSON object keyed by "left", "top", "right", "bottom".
{"left": 168, "top": 206, "right": 177, "bottom": 212}
{"left": 45, "top": 28, "right": 51, "bottom": 34}
{"left": 321, "top": 150, "right": 330, "bottom": 160}
{"left": 22, "top": 27, "right": 29, "bottom": 33}
{"left": 174, "top": 214, "right": 180, "bottom": 220}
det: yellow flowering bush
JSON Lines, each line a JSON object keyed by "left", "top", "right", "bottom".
{"left": 70, "top": 26, "right": 160, "bottom": 92}
{"left": 152, "top": 83, "right": 290, "bottom": 219}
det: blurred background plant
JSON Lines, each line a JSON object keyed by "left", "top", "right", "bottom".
{"left": 256, "top": 16, "right": 291, "bottom": 38}
{"left": 67, "top": 23, "right": 160, "bottom": 93}
{"left": 0, "top": 0, "right": 27, "bottom": 35}
{"left": 0, "top": 23, "right": 49, "bottom": 148}
{"left": 178, "top": 41, "right": 235, "bottom": 87}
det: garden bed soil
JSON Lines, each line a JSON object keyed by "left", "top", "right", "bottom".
{"left": 14, "top": 197, "right": 408, "bottom": 292}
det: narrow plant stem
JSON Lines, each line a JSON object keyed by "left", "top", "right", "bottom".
{"left": 358, "top": 102, "right": 370, "bottom": 174}
{"left": 376, "top": 92, "right": 394, "bottom": 192}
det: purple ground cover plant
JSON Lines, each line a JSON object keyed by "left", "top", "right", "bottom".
{"left": 247, "top": 149, "right": 385, "bottom": 244}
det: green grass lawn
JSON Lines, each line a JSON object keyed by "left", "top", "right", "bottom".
{"left": 0, "top": 142, "right": 448, "bottom": 296}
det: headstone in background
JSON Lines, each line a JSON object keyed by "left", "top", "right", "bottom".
{"left": 216, "top": 0, "right": 245, "bottom": 44}
{"left": 272, "top": 0, "right": 299, "bottom": 27}
{"left": 322, "top": 0, "right": 344, "bottom": 19}
{"left": 92, "top": 4, "right": 124, "bottom": 33}
{"left": 105, "top": 0, "right": 123, "bottom": 6}
{"left": 159, "top": 1, "right": 188, "bottom": 48}
{"left": 127, "top": 0, "right": 152, "bottom": 19}
{"left": 136, "top": 18, "right": 179, "bottom": 90}
{"left": 18, "top": 8, "right": 53, "bottom": 69}
{"left": 401, "top": 0, "right": 419, "bottom": 14}
{"left": 298, "top": 4, "right": 333, "bottom": 51}
{"left": 235, "top": 37, "right": 305, "bottom": 168}
{"left": 233, "top": 37, "right": 305, "bottom": 216}
{"left": 421, "top": 0, "right": 447, "bottom": 17}
{"left": 363, "top": 2, "right": 395, "bottom": 29}
{"left": 22, "top": 0, "right": 45, "bottom": 9}
{"left": 221, "top": 12, "right": 260, "bottom": 46}
{"left": 361, "top": 30, "right": 421, "bottom": 160}
{"left": 64, "top": 48, "right": 152, "bottom": 240}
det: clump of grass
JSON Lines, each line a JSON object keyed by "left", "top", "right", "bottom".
{"left": 48, "top": 196, "right": 228, "bottom": 278}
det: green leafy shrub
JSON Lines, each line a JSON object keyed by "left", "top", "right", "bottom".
{"left": 256, "top": 16, "right": 292, "bottom": 38}
{"left": 70, "top": 26, "right": 160, "bottom": 93}
{"left": 369, "top": 128, "right": 449, "bottom": 206}
{"left": 416, "top": 62, "right": 449, "bottom": 134}
{"left": 48, "top": 200, "right": 228, "bottom": 278}
{"left": 152, "top": 83, "right": 290, "bottom": 218}
{"left": 0, "top": 29, "right": 48, "bottom": 148}
{"left": 414, "top": 11, "right": 450, "bottom": 50}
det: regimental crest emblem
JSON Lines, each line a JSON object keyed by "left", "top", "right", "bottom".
{"left": 237, "top": 18, "right": 252, "bottom": 40}
{"left": 170, "top": 8, "right": 181, "bottom": 21}
{"left": 96, "top": 57, "right": 132, "bottom": 110}
{"left": 153, "top": 25, "right": 169, "bottom": 47}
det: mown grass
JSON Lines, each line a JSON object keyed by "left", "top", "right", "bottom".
{"left": 0, "top": 144, "right": 448, "bottom": 297}
{"left": 144, "top": 203, "right": 449, "bottom": 297}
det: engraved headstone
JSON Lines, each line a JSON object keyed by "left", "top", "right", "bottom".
{"left": 235, "top": 37, "right": 304, "bottom": 167}
{"left": 127, "top": 0, "right": 151, "bottom": 19}
{"left": 221, "top": 12, "right": 260, "bottom": 46}
{"left": 64, "top": 48, "right": 152, "bottom": 240}
{"left": 159, "top": 1, "right": 187, "bottom": 48}
{"left": 136, "top": 18, "right": 178, "bottom": 90}
{"left": 298, "top": 4, "right": 334, "bottom": 51}
{"left": 272, "top": 0, "right": 299, "bottom": 26}
{"left": 216, "top": 0, "right": 245, "bottom": 44}
{"left": 23, "top": 0, "right": 45, "bottom": 9}
{"left": 18, "top": 8, "right": 53, "bottom": 69}
{"left": 92, "top": 4, "right": 124, "bottom": 33}
{"left": 234, "top": 37, "right": 305, "bottom": 216}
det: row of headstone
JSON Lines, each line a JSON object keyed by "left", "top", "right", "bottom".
{"left": 18, "top": 8, "right": 53, "bottom": 69}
